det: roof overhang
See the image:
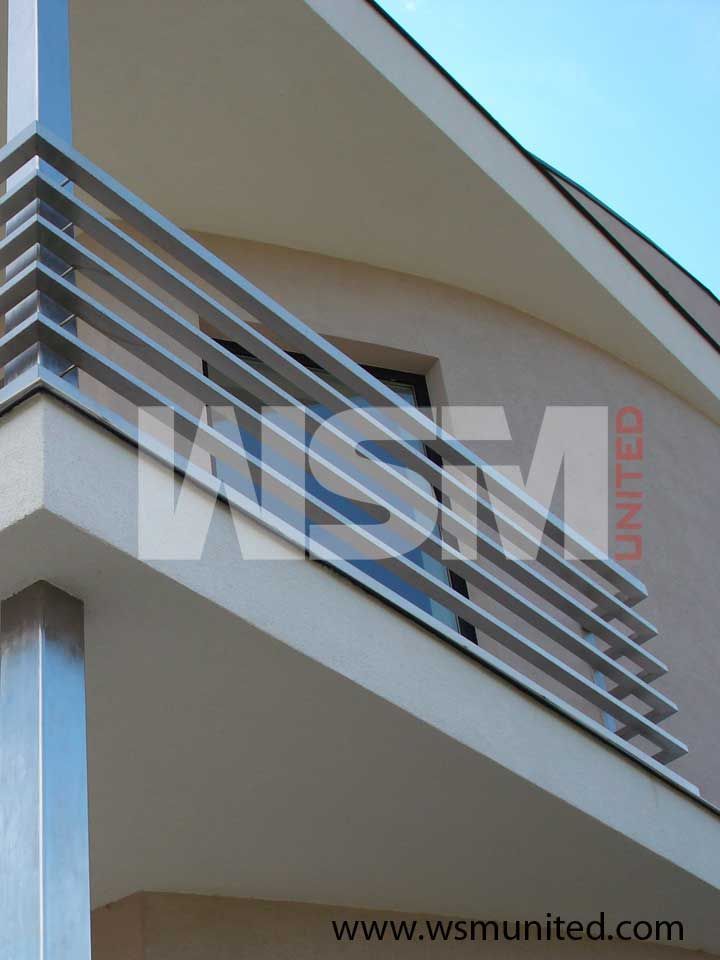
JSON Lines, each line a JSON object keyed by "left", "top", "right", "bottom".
{"left": 1, "top": 0, "right": 716, "bottom": 418}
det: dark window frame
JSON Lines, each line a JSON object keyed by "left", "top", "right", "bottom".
{"left": 205, "top": 340, "right": 477, "bottom": 644}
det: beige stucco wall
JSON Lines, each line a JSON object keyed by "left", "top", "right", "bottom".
{"left": 91, "top": 893, "right": 712, "bottom": 959}
{"left": 180, "top": 232, "right": 719, "bottom": 801}
{"left": 74, "top": 226, "right": 719, "bottom": 800}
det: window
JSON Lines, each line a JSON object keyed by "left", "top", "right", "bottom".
{"left": 205, "top": 343, "right": 476, "bottom": 643}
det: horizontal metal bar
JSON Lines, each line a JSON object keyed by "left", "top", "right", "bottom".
{"left": 29, "top": 316, "right": 682, "bottom": 751}
{"left": 0, "top": 259, "right": 39, "bottom": 313}
{"left": 0, "top": 313, "right": 43, "bottom": 366}
{"left": 0, "top": 208, "right": 41, "bottom": 269}
{"left": 30, "top": 230, "right": 663, "bottom": 677}
{"left": 32, "top": 180, "right": 657, "bottom": 644}
{"left": 0, "top": 172, "right": 39, "bottom": 227}
{"left": 34, "top": 257, "right": 670, "bottom": 699}
{"left": 33, "top": 124, "right": 647, "bottom": 604}
{"left": 0, "top": 124, "right": 40, "bottom": 185}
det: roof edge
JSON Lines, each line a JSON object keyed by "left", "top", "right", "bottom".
{"left": 364, "top": 0, "right": 719, "bottom": 356}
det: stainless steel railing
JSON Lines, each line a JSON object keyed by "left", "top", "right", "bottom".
{"left": 0, "top": 124, "right": 686, "bottom": 768}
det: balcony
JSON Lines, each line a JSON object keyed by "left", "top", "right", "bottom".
{"left": 0, "top": 122, "right": 688, "bottom": 777}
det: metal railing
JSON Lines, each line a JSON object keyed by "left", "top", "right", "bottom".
{"left": 0, "top": 124, "right": 686, "bottom": 770}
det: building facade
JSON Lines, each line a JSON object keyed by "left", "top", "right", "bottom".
{"left": 1, "top": 1, "right": 719, "bottom": 957}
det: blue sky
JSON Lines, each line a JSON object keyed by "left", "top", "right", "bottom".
{"left": 377, "top": 0, "right": 719, "bottom": 298}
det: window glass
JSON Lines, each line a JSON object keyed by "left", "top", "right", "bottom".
{"left": 207, "top": 347, "right": 471, "bottom": 637}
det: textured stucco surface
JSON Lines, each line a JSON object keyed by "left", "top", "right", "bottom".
{"left": 92, "top": 893, "right": 715, "bottom": 960}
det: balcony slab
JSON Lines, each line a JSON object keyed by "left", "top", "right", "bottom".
{"left": 0, "top": 393, "right": 719, "bottom": 951}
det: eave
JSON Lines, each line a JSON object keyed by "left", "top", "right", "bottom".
{"left": 2, "top": 0, "right": 713, "bottom": 416}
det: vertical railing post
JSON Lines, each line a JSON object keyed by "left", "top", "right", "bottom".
{"left": 6, "top": 0, "right": 73, "bottom": 144}
{"left": 5, "top": 0, "right": 78, "bottom": 381}
{"left": 0, "top": 582, "right": 91, "bottom": 959}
